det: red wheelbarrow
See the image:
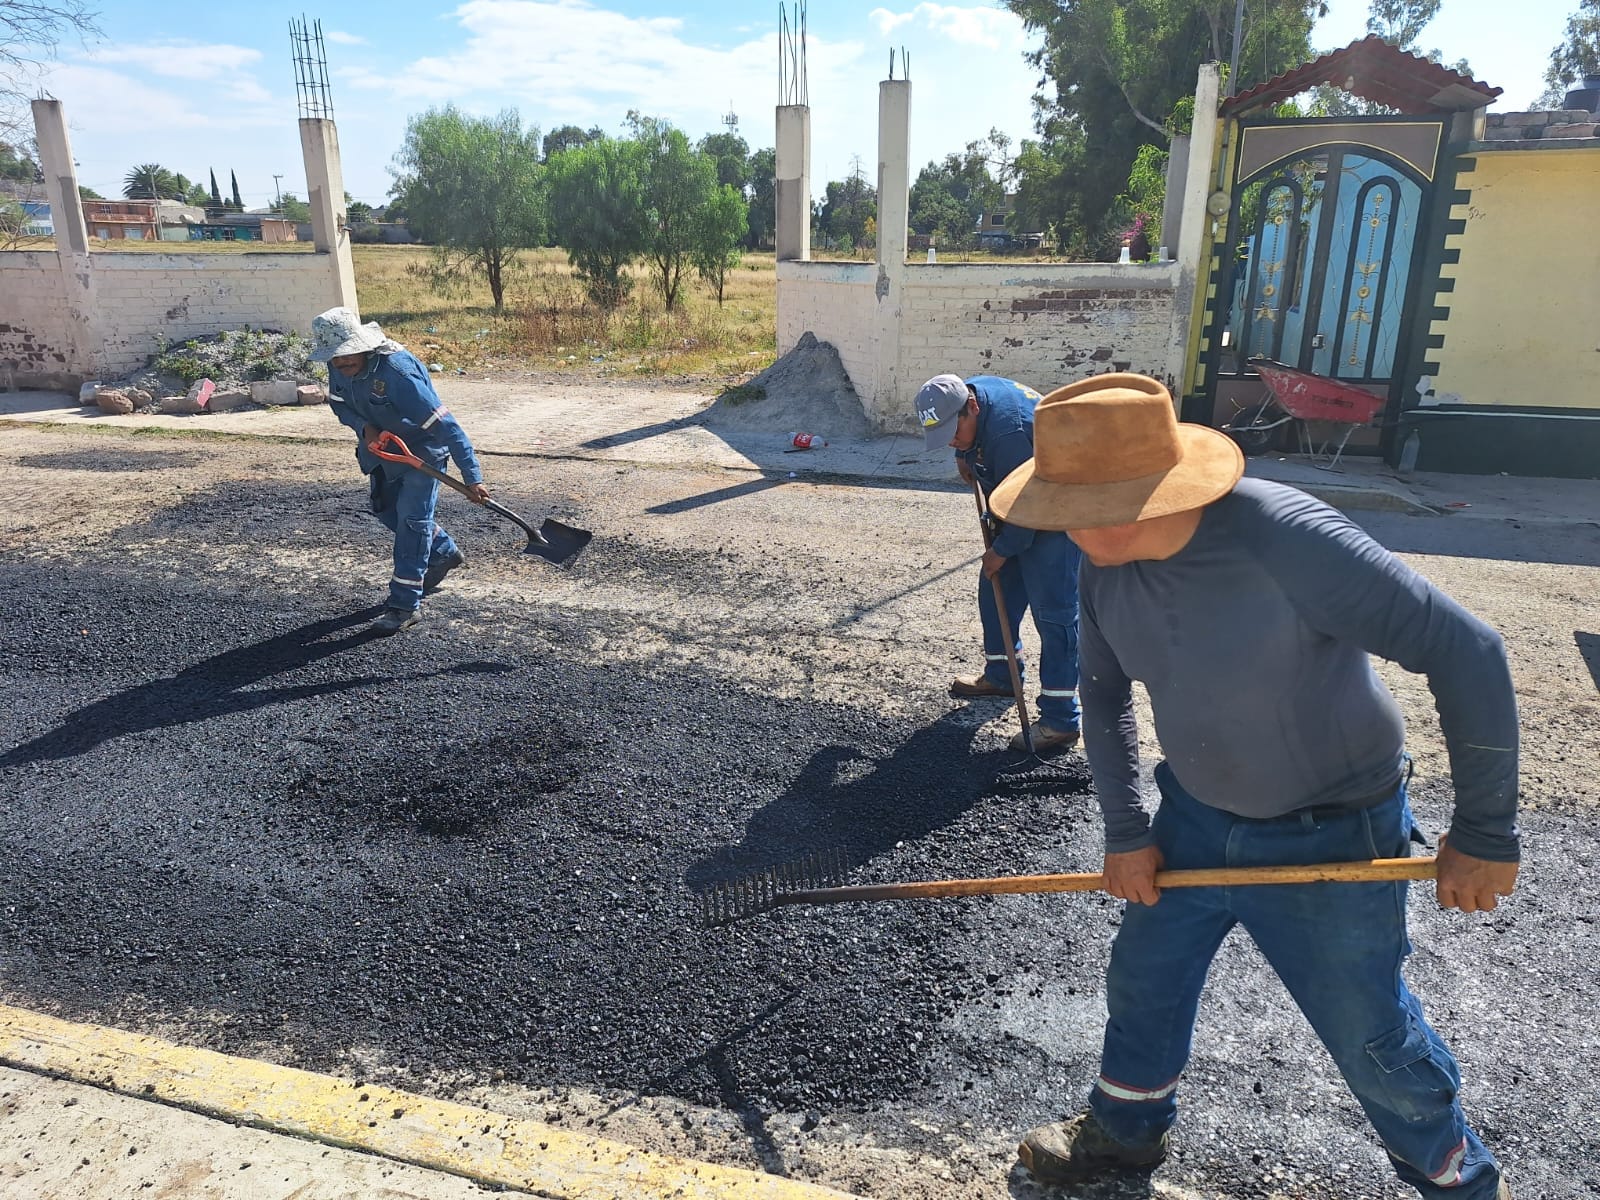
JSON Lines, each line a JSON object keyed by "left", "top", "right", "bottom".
{"left": 1223, "top": 359, "right": 1388, "bottom": 470}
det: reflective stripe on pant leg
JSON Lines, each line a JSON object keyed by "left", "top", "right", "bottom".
{"left": 388, "top": 471, "right": 440, "bottom": 610}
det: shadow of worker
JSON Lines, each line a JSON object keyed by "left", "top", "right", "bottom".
{"left": 685, "top": 710, "right": 1072, "bottom": 891}
{"left": 1, "top": 606, "right": 503, "bottom": 768}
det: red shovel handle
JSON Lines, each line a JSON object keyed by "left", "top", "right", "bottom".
{"left": 368, "top": 429, "right": 423, "bottom": 468}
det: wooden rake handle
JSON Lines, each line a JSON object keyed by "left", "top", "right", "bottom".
{"left": 778, "top": 857, "right": 1437, "bottom": 908}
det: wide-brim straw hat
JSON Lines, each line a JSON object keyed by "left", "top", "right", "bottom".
{"left": 308, "top": 306, "right": 389, "bottom": 362}
{"left": 989, "top": 373, "right": 1244, "bottom": 531}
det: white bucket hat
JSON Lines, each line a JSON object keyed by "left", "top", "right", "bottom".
{"left": 308, "top": 306, "right": 391, "bottom": 362}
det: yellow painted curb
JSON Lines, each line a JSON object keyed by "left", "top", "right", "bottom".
{"left": 0, "top": 1004, "right": 860, "bottom": 1200}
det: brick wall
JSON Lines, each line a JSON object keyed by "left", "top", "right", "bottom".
{"left": 87, "top": 253, "right": 339, "bottom": 377}
{"left": 0, "top": 249, "right": 341, "bottom": 385}
{"left": 0, "top": 252, "right": 80, "bottom": 388}
{"left": 775, "top": 260, "right": 878, "bottom": 401}
{"left": 898, "top": 263, "right": 1177, "bottom": 401}
{"left": 776, "top": 259, "right": 1180, "bottom": 432}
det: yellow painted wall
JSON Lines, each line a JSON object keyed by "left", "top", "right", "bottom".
{"left": 1430, "top": 148, "right": 1600, "bottom": 410}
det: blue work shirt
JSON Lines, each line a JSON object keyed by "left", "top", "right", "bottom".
{"left": 328, "top": 348, "right": 484, "bottom": 485}
{"left": 956, "top": 375, "right": 1043, "bottom": 559}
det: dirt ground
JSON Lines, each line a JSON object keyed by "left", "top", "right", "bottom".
{"left": 0, "top": 388, "right": 1597, "bottom": 1200}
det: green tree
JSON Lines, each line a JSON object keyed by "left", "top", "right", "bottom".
{"left": 123, "top": 162, "right": 180, "bottom": 199}
{"left": 0, "top": 139, "right": 36, "bottom": 179}
{"left": 744, "top": 145, "right": 775, "bottom": 249}
{"left": 909, "top": 137, "right": 1007, "bottom": 246}
{"left": 229, "top": 170, "right": 243, "bottom": 210}
{"left": 546, "top": 135, "right": 649, "bottom": 308}
{"left": 347, "top": 196, "right": 374, "bottom": 224}
{"left": 1011, "top": 121, "right": 1088, "bottom": 254}
{"left": 691, "top": 182, "right": 748, "bottom": 304}
{"left": 274, "top": 192, "right": 312, "bottom": 223}
{"left": 697, "top": 130, "right": 750, "bottom": 190}
{"left": 1541, "top": 0, "right": 1600, "bottom": 105}
{"left": 183, "top": 179, "right": 209, "bottom": 206}
{"left": 208, "top": 169, "right": 222, "bottom": 207}
{"left": 818, "top": 157, "right": 876, "bottom": 251}
{"left": 391, "top": 105, "right": 545, "bottom": 312}
{"left": 1005, "top": 0, "right": 1318, "bottom": 249}
{"left": 630, "top": 112, "right": 718, "bottom": 311}
{"left": 541, "top": 123, "right": 601, "bottom": 160}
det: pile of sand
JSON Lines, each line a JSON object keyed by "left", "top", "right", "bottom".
{"left": 699, "top": 333, "right": 873, "bottom": 441}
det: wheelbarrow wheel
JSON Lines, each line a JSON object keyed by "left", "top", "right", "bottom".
{"left": 1227, "top": 400, "right": 1279, "bottom": 457}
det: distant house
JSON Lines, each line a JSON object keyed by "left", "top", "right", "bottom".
{"left": 155, "top": 200, "right": 206, "bottom": 241}
{"left": 974, "top": 194, "right": 1044, "bottom": 251}
{"left": 188, "top": 210, "right": 298, "bottom": 243}
{"left": 20, "top": 201, "right": 52, "bottom": 237}
{"left": 83, "top": 198, "right": 160, "bottom": 240}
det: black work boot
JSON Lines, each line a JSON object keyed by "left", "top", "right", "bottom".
{"left": 371, "top": 606, "right": 423, "bottom": 635}
{"left": 422, "top": 550, "right": 466, "bottom": 594}
{"left": 1017, "top": 1110, "right": 1168, "bottom": 1184}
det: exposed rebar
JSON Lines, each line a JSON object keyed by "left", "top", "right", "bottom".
{"left": 290, "top": 14, "right": 335, "bottom": 121}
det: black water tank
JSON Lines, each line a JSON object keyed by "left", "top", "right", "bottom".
{"left": 1564, "top": 72, "right": 1600, "bottom": 114}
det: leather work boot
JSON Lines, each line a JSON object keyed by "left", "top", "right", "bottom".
{"left": 1010, "top": 721, "right": 1081, "bottom": 753}
{"left": 1017, "top": 1110, "right": 1168, "bottom": 1184}
{"left": 423, "top": 550, "right": 466, "bottom": 594}
{"left": 371, "top": 606, "right": 424, "bottom": 635}
{"left": 949, "top": 676, "right": 1011, "bottom": 699}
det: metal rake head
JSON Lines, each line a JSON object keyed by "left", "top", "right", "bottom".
{"left": 696, "top": 848, "right": 850, "bottom": 928}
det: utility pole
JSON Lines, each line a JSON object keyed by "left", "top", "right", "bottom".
{"left": 272, "top": 174, "right": 284, "bottom": 210}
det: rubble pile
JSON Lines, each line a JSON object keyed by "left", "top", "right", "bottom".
{"left": 85, "top": 329, "right": 329, "bottom": 416}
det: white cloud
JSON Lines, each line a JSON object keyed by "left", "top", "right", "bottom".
{"left": 867, "top": 4, "right": 1027, "bottom": 51}
{"left": 84, "top": 41, "right": 263, "bottom": 81}
{"left": 324, "top": 31, "right": 368, "bottom": 46}
{"left": 338, "top": 0, "right": 865, "bottom": 146}
{"left": 42, "top": 63, "right": 280, "bottom": 135}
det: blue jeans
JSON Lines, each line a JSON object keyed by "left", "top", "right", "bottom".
{"left": 1089, "top": 763, "right": 1501, "bottom": 1199}
{"left": 977, "top": 529, "right": 1081, "bottom": 729}
{"left": 370, "top": 467, "right": 460, "bottom": 611}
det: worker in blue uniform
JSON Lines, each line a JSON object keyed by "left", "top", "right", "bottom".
{"left": 915, "top": 373, "right": 1083, "bottom": 752}
{"left": 309, "top": 306, "right": 489, "bottom": 634}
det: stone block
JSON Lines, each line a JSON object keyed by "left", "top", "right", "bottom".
{"left": 207, "top": 387, "right": 252, "bottom": 413}
{"left": 160, "top": 393, "right": 203, "bottom": 415}
{"left": 1545, "top": 122, "right": 1599, "bottom": 138}
{"left": 295, "top": 383, "right": 327, "bottom": 405}
{"left": 249, "top": 379, "right": 299, "bottom": 407}
{"left": 95, "top": 389, "right": 134, "bottom": 415}
{"left": 1484, "top": 126, "right": 1536, "bottom": 141}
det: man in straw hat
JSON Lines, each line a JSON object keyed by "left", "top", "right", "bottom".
{"left": 914, "top": 373, "right": 1083, "bottom": 751}
{"left": 309, "top": 306, "right": 490, "bottom": 634}
{"left": 991, "top": 374, "right": 1518, "bottom": 1199}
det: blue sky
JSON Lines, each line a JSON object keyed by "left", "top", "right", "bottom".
{"left": 23, "top": 0, "right": 1576, "bottom": 210}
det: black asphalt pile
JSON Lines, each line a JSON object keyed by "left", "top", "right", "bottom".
{"left": 1, "top": 474, "right": 1595, "bottom": 1200}
{"left": 0, "top": 544, "right": 1094, "bottom": 1119}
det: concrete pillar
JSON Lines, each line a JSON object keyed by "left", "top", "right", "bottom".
{"left": 1163, "top": 63, "right": 1223, "bottom": 402}
{"left": 298, "top": 117, "right": 359, "bottom": 312}
{"left": 871, "top": 78, "right": 911, "bottom": 431}
{"left": 775, "top": 105, "right": 811, "bottom": 262}
{"left": 1160, "top": 133, "right": 1191, "bottom": 256}
{"left": 31, "top": 99, "right": 87, "bottom": 254}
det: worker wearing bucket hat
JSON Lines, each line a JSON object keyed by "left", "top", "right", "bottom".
{"left": 915, "top": 373, "right": 1083, "bottom": 751}
{"left": 309, "top": 306, "right": 489, "bottom": 634}
{"left": 993, "top": 375, "right": 1519, "bottom": 1200}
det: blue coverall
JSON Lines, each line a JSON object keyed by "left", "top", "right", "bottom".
{"left": 958, "top": 376, "right": 1083, "bottom": 731}
{"left": 327, "top": 349, "right": 484, "bottom": 612}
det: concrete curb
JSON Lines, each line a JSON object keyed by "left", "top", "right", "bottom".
{"left": 0, "top": 1004, "right": 860, "bottom": 1200}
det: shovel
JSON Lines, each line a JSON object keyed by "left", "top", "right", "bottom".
{"left": 369, "top": 431, "right": 592, "bottom": 565}
{"left": 971, "top": 478, "right": 1033, "bottom": 753}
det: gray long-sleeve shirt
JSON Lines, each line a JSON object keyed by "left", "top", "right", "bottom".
{"left": 1079, "top": 478, "right": 1520, "bottom": 862}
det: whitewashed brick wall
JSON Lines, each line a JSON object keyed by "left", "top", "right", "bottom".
{"left": 898, "top": 263, "right": 1178, "bottom": 400}
{"left": 86, "top": 253, "right": 338, "bottom": 376}
{"left": 775, "top": 260, "right": 878, "bottom": 400}
{"left": 0, "top": 252, "right": 79, "bottom": 386}
{"left": 776, "top": 258, "right": 1180, "bottom": 433}
{"left": 0, "top": 249, "right": 341, "bottom": 384}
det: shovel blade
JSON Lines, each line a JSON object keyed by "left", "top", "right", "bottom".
{"left": 525, "top": 518, "right": 592, "bottom": 564}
